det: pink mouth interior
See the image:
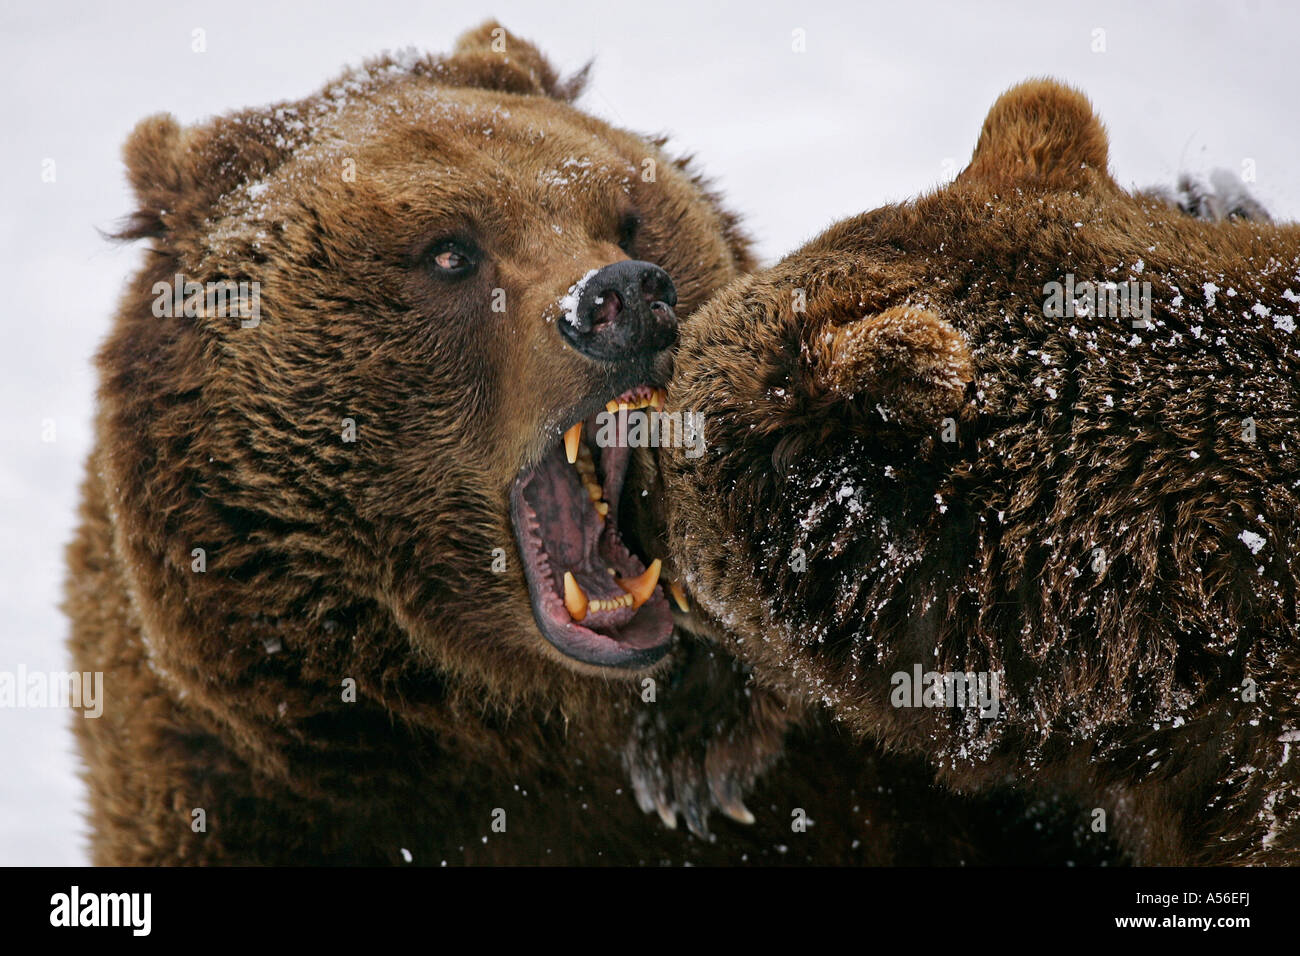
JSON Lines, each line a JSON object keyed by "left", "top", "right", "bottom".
{"left": 511, "top": 390, "right": 673, "bottom": 667}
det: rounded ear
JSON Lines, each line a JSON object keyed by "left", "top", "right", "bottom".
{"left": 808, "top": 306, "right": 973, "bottom": 428}
{"left": 436, "top": 20, "right": 589, "bottom": 101}
{"left": 113, "top": 108, "right": 296, "bottom": 244}
{"left": 958, "top": 79, "right": 1116, "bottom": 192}
{"left": 114, "top": 114, "right": 186, "bottom": 240}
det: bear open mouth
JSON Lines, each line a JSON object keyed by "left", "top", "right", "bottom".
{"left": 510, "top": 385, "right": 678, "bottom": 668}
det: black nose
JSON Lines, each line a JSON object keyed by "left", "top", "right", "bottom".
{"left": 560, "top": 260, "right": 678, "bottom": 362}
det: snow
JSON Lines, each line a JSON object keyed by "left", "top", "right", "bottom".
{"left": 1239, "top": 530, "right": 1267, "bottom": 555}
{"left": 558, "top": 269, "right": 600, "bottom": 328}
{"left": 3, "top": 0, "right": 1300, "bottom": 867}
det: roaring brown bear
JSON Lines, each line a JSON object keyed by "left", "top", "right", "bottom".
{"left": 635, "top": 79, "right": 1300, "bottom": 865}
{"left": 67, "top": 22, "right": 1105, "bottom": 865}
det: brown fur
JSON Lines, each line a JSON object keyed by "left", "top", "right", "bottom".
{"left": 642, "top": 80, "right": 1300, "bottom": 865}
{"left": 66, "top": 25, "right": 1103, "bottom": 865}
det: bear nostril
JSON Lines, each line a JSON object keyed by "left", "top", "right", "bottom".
{"left": 591, "top": 290, "right": 623, "bottom": 328}
{"left": 640, "top": 271, "right": 676, "bottom": 308}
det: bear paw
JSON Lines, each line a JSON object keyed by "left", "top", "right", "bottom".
{"left": 621, "top": 644, "right": 793, "bottom": 838}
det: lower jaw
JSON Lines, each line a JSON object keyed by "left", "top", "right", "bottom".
{"left": 510, "top": 485, "right": 674, "bottom": 669}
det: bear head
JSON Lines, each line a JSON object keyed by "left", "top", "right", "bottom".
{"left": 98, "top": 21, "right": 755, "bottom": 752}
{"left": 631, "top": 78, "right": 1300, "bottom": 793}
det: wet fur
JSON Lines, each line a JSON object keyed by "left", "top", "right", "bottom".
{"left": 647, "top": 80, "right": 1300, "bottom": 865}
{"left": 67, "top": 26, "right": 1103, "bottom": 864}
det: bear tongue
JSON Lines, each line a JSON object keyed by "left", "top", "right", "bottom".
{"left": 518, "top": 430, "right": 655, "bottom": 625}
{"left": 526, "top": 446, "right": 604, "bottom": 571}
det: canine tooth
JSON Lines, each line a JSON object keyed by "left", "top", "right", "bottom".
{"left": 564, "top": 423, "right": 582, "bottom": 464}
{"left": 668, "top": 581, "right": 690, "bottom": 612}
{"left": 650, "top": 388, "right": 666, "bottom": 411}
{"left": 606, "top": 399, "right": 619, "bottom": 414}
{"left": 563, "top": 572, "right": 588, "bottom": 622}
{"left": 616, "top": 558, "right": 662, "bottom": 609}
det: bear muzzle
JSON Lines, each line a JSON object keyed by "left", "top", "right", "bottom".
{"left": 559, "top": 260, "right": 679, "bottom": 363}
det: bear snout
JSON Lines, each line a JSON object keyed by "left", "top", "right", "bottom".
{"left": 561, "top": 260, "right": 679, "bottom": 362}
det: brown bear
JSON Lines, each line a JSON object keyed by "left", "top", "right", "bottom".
{"left": 67, "top": 22, "right": 1107, "bottom": 865}
{"left": 634, "top": 80, "right": 1300, "bottom": 865}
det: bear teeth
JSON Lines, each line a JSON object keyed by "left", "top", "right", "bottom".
{"left": 589, "top": 593, "right": 635, "bottom": 613}
{"left": 571, "top": 433, "right": 606, "bottom": 520}
{"left": 563, "top": 423, "right": 582, "bottom": 464}
{"left": 562, "top": 562, "right": 660, "bottom": 621}
{"left": 603, "top": 386, "right": 667, "bottom": 415}
{"left": 563, "top": 571, "right": 588, "bottom": 622}
{"left": 667, "top": 580, "right": 690, "bottom": 612}
{"left": 615, "top": 558, "right": 661, "bottom": 610}
{"left": 566, "top": 387, "right": 666, "bottom": 523}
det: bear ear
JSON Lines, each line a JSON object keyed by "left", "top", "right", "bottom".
{"left": 437, "top": 20, "right": 589, "bottom": 102}
{"left": 114, "top": 108, "right": 297, "bottom": 243}
{"left": 807, "top": 306, "right": 973, "bottom": 429}
{"left": 115, "top": 113, "right": 186, "bottom": 240}
{"left": 958, "top": 79, "right": 1115, "bottom": 191}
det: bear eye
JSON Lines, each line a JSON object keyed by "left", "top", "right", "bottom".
{"left": 617, "top": 213, "right": 640, "bottom": 255}
{"left": 427, "top": 239, "right": 478, "bottom": 279}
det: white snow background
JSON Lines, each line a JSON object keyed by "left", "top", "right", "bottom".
{"left": 2, "top": 0, "right": 1297, "bottom": 866}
